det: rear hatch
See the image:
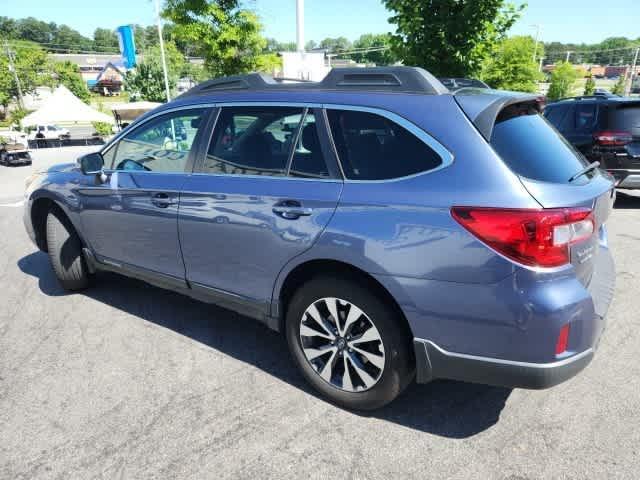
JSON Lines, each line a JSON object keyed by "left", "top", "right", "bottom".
{"left": 456, "top": 92, "right": 615, "bottom": 286}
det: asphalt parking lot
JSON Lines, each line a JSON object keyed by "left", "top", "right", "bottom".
{"left": 1, "top": 148, "right": 639, "bottom": 479}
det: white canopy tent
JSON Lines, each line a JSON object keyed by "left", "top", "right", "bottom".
{"left": 111, "top": 101, "right": 162, "bottom": 124}
{"left": 22, "top": 85, "right": 114, "bottom": 126}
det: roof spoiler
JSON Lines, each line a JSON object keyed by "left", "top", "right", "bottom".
{"left": 454, "top": 90, "right": 544, "bottom": 141}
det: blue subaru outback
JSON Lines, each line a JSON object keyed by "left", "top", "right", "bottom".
{"left": 24, "top": 67, "right": 615, "bottom": 409}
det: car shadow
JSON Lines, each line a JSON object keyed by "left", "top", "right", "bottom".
{"left": 614, "top": 191, "right": 640, "bottom": 209}
{"left": 18, "top": 251, "right": 511, "bottom": 438}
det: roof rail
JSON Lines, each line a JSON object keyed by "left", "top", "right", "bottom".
{"left": 178, "top": 67, "right": 449, "bottom": 98}
{"left": 554, "top": 93, "right": 619, "bottom": 102}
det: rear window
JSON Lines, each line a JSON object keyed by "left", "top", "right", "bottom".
{"left": 610, "top": 104, "right": 640, "bottom": 137}
{"left": 491, "top": 104, "right": 591, "bottom": 184}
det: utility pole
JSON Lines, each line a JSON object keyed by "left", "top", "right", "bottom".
{"left": 538, "top": 57, "right": 544, "bottom": 72}
{"left": 3, "top": 40, "right": 24, "bottom": 110}
{"left": 565, "top": 51, "right": 572, "bottom": 62}
{"left": 624, "top": 47, "right": 639, "bottom": 97}
{"left": 296, "top": 0, "right": 305, "bottom": 52}
{"left": 531, "top": 24, "right": 541, "bottom": 62}
{"left": 154, "top": 0, "right": 171, "bottom": 102}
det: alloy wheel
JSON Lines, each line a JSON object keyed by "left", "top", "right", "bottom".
{"left": 299, "top": 297, "right": 385, "bottom": 392}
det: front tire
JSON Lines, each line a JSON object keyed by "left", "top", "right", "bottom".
{"left": 45, "top": 207, "right": 90, "bottom": 291}
{"left": 286, "top": 275, "right": 413, "bottom": 410}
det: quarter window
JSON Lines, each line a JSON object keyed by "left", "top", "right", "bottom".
{"left": 204, "top": 106, "right": 304, "bottom": 177}
{"left": 109, "top": 108, "right": 205, "bottom": 172}
{"left": 326, "top": 109, "right": 443, "bottom": 180}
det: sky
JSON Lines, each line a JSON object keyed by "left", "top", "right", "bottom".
{"left": 1, "top": 0, "right": 638, "bottom": 45}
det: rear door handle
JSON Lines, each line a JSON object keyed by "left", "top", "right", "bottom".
{"left": 273, "top": 202, "right": 313, "bottom": 219}
{"left": 151, "top": 192, "right": 177, "bottom": 208}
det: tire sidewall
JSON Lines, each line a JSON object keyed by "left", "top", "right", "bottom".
{"left": 285, "top": 275, "right": 412, "bottom": 410}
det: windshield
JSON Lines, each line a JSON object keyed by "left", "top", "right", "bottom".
{"left": 491, "top": 104, "right": 592, "bottom": 184}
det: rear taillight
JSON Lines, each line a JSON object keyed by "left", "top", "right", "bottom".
{"left": 451, "top": 207, "right": 594, "bottom": 268}
{"left": 593, "top": 130, "right": 633, "bottom": 146}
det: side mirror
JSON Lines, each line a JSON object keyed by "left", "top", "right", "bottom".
{"left": 79, "top": 152, "right": 104, "bottom": 175}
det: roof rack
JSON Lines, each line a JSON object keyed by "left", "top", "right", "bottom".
{"left": 178, "top": 67, "right": 449, "bottom": 98}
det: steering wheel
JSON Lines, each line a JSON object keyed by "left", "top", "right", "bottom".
{"left": 115, "top": 159, "right": 151, "bottom": 171}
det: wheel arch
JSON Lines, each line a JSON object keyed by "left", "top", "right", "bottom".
{"left": 275, "top": 258, "right": 414, "bottom": 343}
{"left": 30, "top": 194, "right": 84, "bottom": 252}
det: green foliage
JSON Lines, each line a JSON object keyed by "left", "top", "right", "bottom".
{"left": 163, "top": 0, "right": 274, "bottom": 77}
{"left": 481, "top": 35, "right": 542, "bottom": 92}
{"left": 48, "top": 61, "right": 91, "bottom": 103}
{"left": 547, "top": 61, "right": 579, "bottom": 100}
{"left": 543, "top": 37, "right": 638, "bottom": 66}
{"left": 265, "top": 38, "right": 296, "bottom": 52}
{"left": 351, "top": 33, "right": 396, "bottom": 65}
{"left": 382, "top": 0, "right": 524, "bottom": 77}
{"left": 93, "top": 28, "right": 119, "bottom": 52}
{"left": 124, "top": 61, "right": 175, "bottom": 102}
{"left": 92, "top": 121, "right": 112, "bottom": 137}
{"left": 0, "top": 41, "right": 49, "bottom": 109}
{"left": 319, "top": 37, "right": 352, "bottom": 53}
{"left": 612, "top": 75, "right": 626, "bottom": 95}
{"left": 584, "top": 75, "right": 596, "bottom": 95}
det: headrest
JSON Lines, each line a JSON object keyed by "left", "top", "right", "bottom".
{"left": 302, "top": 124, "right": 319, "bottom": 152}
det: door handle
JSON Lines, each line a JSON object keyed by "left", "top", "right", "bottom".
{"left": 273, "top": 201, "right": 313, "bottom": 219}
{"left": 151, "top": 192, "right": 176, "bottom": 208}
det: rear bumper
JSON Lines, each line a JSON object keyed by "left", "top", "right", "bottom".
{"left": 412, "top": 246, "right": 615, "bottom": 389}
{"left": 414, "top": 339, "right": 594, "bottom": 389}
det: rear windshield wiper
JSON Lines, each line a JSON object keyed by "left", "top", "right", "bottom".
{"left": 568, "top": 161, "right": 599, "bottom": 183}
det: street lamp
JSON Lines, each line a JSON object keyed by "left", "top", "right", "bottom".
{"left": 531, "top": 24, "right": 541, "bottom": 62}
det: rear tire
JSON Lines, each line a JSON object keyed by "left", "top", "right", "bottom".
{"left": 285, "top": 275, "right": 413, "bottom": 410}
{"left": 45, "top": 207, "right": 90, "bottom": 291}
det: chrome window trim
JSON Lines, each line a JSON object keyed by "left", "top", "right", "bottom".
{"left": 189, "top": 172, "right": 342, "bottom": 184}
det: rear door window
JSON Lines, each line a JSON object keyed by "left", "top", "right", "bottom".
{"left": 574, "top": 104, "right": 598, "bottom": 132}
{"left": 204, "top": 106, "right": 303, "bottom": 177}
{"left": 326, "top": 109, "right": 443, "bottom": 180}
{"left": 491, "top": 104, "right": 592, "bottom": 184}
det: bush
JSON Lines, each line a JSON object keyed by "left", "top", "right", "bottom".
{"left": 584, "top": 75, "right": 596, "bottom": 95}
{"left": 92, "top": 121, "right": 112, "bottom": 137}
{"left": 612, "top": 75, "right": 626, "bottom": 95}
{"left": 547, "top": 62, "right": 579, "bottom": 101}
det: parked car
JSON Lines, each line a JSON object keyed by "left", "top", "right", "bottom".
{"left": 543, "top": 95, "right": 640, "bottom": 188}
{"left": 27, "top": 124, "right": 70, "bottom": 141}
{"left": 24, "top": 67, "right": 615, "bottom": 410}
{"left": 438, "top": 77, "right": 490, "bottom": 91}
{"left": 0, "top": 127, "right": 30, "bottom": 165}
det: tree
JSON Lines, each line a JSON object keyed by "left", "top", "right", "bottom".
{"left": 382, "top": 0, "right": 524, "bottom": 77}
{"left": 584, "top": 75, "right": 596, "bottom": 95}
{"left": 124, "top": 62, "right": 175, "bottom": 102}
{"left": 351, "top": 33, "right": 396, "bottom": 65}
{"left": 0, "top": 41, "right": 49, "bottom": 112}
{"left": 93, "top": 28, "right": 119, "bottom": 52}
{"left": 48, "top": 61, "right": 91, "bottom": 103}
{"left": 612, "top": 74, "right": 626, "bottom": 95}
{"left": 318, "top": 37, "right": 352, "bottom": 53}
{"left": 547, "top": 61, "right": 579, "bottom": 100}
{"left": 163, "top": 0, "right": 274, "bottom": 77}
{"left": 265, "top": 38, "right": 296, "bottom": 52}
{"left": 481, "top": 35, "right": 542, "bottom": 92}
{"left": 305, "top": 40, "right": 317, "bottom": 51}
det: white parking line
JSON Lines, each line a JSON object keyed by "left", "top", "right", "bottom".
{"left": 0, "top": 200, "right": 24, "bottom": 208}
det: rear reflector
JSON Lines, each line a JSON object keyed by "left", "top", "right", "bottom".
{"left": 451, "top": 207, "right": 594, "bottom": 268}
{"left": 593, "top": 130, "right": 633, "bottom": 146}
{"left": 556, "top": 324, "right": 571, "bottom": 355}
